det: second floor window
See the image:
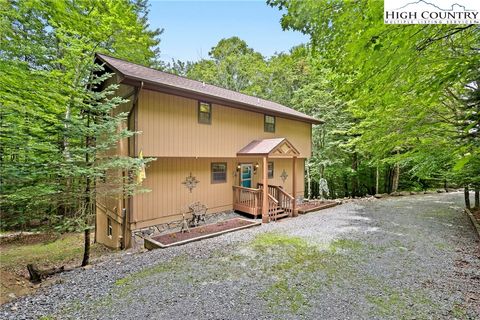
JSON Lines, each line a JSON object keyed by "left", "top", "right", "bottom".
{"left": 198, "top": 102, "right": 211, "bottom": 124}
{"left": 264, "top": 115, "right": 275, "bottom": 132}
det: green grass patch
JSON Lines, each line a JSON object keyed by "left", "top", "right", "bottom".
{"left": 366, "top": 286, "right": 437, "bottom": 319}
{"left": 450, "top": 303, "right": 468, "bottom": 319}
{"left": 114, "top": 255, "right": 188, "bottom": 287}
{"left": 261, "top": 278, "right": 309, "bottom": 313}
{"left": 250, "top": 232, "right": 361, "bottom": 314}
{"left": 0, "top": 233, "right": 107, "bottom": 271}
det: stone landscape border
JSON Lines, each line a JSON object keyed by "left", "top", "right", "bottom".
{"left": 465, "top": 208, "right": 480, "bottom": 239}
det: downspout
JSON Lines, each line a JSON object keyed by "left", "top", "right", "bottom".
{"left": 123, "top": 81, "right": 143, "bottom": 249}
{"left": 120, "top": 208, "right": 127, "bottom": 250}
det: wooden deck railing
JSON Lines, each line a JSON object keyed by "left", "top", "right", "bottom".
{"left": 233, "top": 184, "right": 295, "bottom": 220}
{"left": 232, "top": 186, "right": 262, "bottom": 218}
{"left": 257, "top": 183, "right": 294, "bottom": 217}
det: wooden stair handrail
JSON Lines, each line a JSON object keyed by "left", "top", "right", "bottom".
{"left": 232, "top": 185, "right": 261, "bottom": 193}
{"left": 277, "top": 187, "right": 294, "bottom": 200}
{"left": 268, "top": 193, "right": 279, "bottom": 205}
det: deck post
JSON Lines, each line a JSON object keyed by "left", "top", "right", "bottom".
{"left": 292, "top": 156, "right": 297, "bottom": 217}
{"left": 262, "top": 156, "right": 269, "bottom": 223}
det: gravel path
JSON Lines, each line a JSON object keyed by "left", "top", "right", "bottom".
{"left": 1, "top": 192, "right": 479, "bottom": 319}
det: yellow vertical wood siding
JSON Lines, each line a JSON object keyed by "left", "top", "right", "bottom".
{"left": 131, "top": 157, "right": 305, "bottom": 229}
{"left": 136, "top": 90, "right": 312, "bottom": 158}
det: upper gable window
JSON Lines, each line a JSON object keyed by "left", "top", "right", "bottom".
{"left": 264, "top": 115, "right": 275, "bottom": 133}
{"left": 198, "top": 102, "right": 211, "bottom": 124}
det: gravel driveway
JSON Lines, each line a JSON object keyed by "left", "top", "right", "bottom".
{"left": 1, "top": 192, "right": 479, "bottom": 319}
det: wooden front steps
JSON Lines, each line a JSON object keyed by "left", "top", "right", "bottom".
{"left": 269, "top": 206, "right": 289, "bottom": 221}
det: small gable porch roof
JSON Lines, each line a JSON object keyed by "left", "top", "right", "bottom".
{"left": 237, "top": 138, "right": 300, "bottom": 157}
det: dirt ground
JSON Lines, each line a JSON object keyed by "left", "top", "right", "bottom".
{"left": 472, "top": 208, "right": 480, "bottom": 222}
{"left": 0, "top": 232, "right": 111, "bottom": 305}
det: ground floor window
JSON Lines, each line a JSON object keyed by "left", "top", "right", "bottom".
{"left": 268, "top": 161, "right": 274, "bottom": 179}
{"left": 107, "top": 217, "right": 113, "bottom": 238}
{"left": 211, "top": 162, "right": 227, "bottom": 183}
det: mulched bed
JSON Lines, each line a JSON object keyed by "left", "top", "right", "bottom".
{"left": 297, "top": 200, "right": 338, "bottom": 214}
{"left": 150, "top": 218, "right": 259, "bottom": 246}
{"left": 472, "top": 209, "right": 480, "bottom": 222}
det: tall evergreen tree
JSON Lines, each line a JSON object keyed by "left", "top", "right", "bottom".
{"left": 0, "top": 0, "right": 161, "bottom": 264}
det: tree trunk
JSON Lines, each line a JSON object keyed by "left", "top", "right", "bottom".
{"left": 306, "top": 163, "right": 312, "bottom": 200}
{"left": 385, "top": 166, "right": 392, "bottom": 194}
{"left": 444, "top": 178, "right": 449, "bottom": 193}
{"left": 81, "top": 228, "right": 90, "bottom": 266}
{"left": 391, "top": 162, "right": 400, "bottom": 193}
{"left": 82, "top": 114, "right": 92, "bottom": 267}
{"left": 27, "top": 264, "right": 65, "bottom": 283}
{"left": 375, "top": 165, "right": 379, "bottom": 194}
{"left": 464, "top": 185, "right": 471, "bottom": 210}
{"left": 475, "top": 187, "right": 479, "bottom": 208}
{"left": 343, "top": 174, "right": 349, "bottom": 198}
{"left": 351, "top": 152, "right": 358, "bottom": 198}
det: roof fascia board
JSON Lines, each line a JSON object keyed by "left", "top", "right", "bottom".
{"left": 95, "top": 54, "right": 126, "bottom": 83}
{"left": 94, "top": 53, "right": 323, "bottom": 125}
{"left": 121, "top": 76, "right": 323, "bottom": 125}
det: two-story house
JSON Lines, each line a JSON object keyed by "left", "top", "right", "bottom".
{"left": 94, "top": 53, "right": 322, "bottom": 249}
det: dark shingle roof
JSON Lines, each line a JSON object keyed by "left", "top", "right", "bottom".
{"left": 95, "top": 53, "right": 322, "bottom": 124}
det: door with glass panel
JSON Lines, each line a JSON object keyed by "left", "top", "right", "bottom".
{"left": 240, "top": 164, "right": 253, "bottom": 188}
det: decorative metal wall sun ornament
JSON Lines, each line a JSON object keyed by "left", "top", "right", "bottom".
{"left": 182, "top": 172, "right": 199, "bottom": 192}
{"left": 280, "top": 169, "right": 288, "bottom": 183}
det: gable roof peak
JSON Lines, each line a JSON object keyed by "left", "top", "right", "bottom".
{"left": 95, "top": 53, "right": 323, "bottom": 125}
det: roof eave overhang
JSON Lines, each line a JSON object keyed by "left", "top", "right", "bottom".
{"left": 236, "top": 153, "right": 298, "bottom": 157}
{"left": 120, "top": 75, "right": 324, "bottom": 125}
{"left": 94, "top": 53, "right": 126, "bottom": 83}
{"left": 94, "top": 53, "right": 323, "bottom": 125}
{"left": 237, "top": 153, "right": 269, "bottom": 156}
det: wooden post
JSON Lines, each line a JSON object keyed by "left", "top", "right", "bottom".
{"left": 262, "top": 156, "right": 269, "bottom": 223}
{"left": 292, "top": 156, "right": 297, "bottom": 217}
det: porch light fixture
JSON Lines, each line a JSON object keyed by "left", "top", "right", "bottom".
{"left": 234, "top": 164, "right": 241, "bottom": 177}
{"left": 254, "top": 162, "right": 259, "bottom": 174}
